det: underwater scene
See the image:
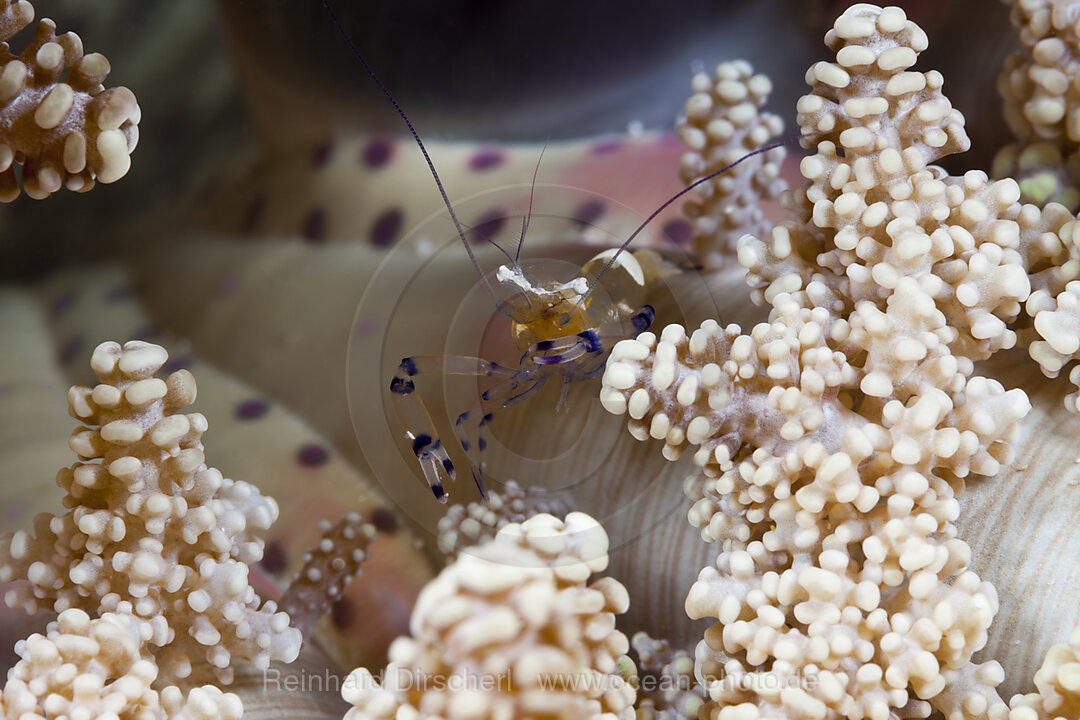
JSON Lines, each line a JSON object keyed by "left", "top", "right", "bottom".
{"left": 1, "top": 0, "right": 1080, "bottom": 718}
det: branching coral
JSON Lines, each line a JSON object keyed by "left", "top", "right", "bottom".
{"left": 604, "top": 306, "right": 1020, "bottom": 718}
{"left": 342, "top": 512, "right": 635, "bottom": 720}
{"left": 678, "top": 60, "right": 786, "bottom": 268}
{"left": 281, "top": 511, "right": 377, "bottom": 640}
{"left": 995, "top": 0, "right": 1080, "bottom": 210}
{"left": 0, "top": 608, "right": 242, "bottom": 720}
{"left": 435, "top": 480, "right": 567, "bottom": 558}
{"left": 1007, "top": 622, "right": 1080, "bottom": 719}
{"left": 629, "top": 631, "right": 704, "bottom": 720}
{"left": 0, "top": 340, "right": 301, "bottom": 686}
{"left": 0, "top": 0, "right": 140, "bottom": 200}
{"left": 1013, "top": 202, "right": 1080, "bottom": 407}
{"left": 992, "top": 0, "right": 1080, "bottom": 405}
{"left": 999, "top": 0, "right": 1080, "bottom": 143}
{"left": 600, "top": 4, "right": 1051, "bottom": 718}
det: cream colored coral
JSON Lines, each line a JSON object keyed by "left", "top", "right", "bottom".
{"left": 739, "top": 6, "right": 1028, "bottom": 363}
{"left": 601, "top": 5, "right": 1044, "bottom": 719}
{"left": 1007, "top": 623, "right": 1080, "bottom": 719}
{"left": 0, "top": 340, "right": 300, "bottom": 685}
{"left": 602, "top": 301, "right": 1027, "bottom": 481}
{"left": 994, "top": 2, "right": 1080, "bottom": 211}
{"left": 629, "top": 631, "right": 703, "bottom": 720}
{"left": 1014, "top": 202, "right": 1080, "bottom": 409}
{"left": 342, "top": 512, "right": 635, "bottom": 720}
{"left": 999, "top": 0, "right": 1080, "bottom": 143}
{"left": 0, "top": 608, "right": 242, "bottom": 720}
{"left": 0, "top": 0, "right": 140, "bottom": 200}
{"left": 603, "top": 308, "right": 1022, "bottom": 716}
{"left": 436, "top": 479, "right": 567, "bottom": 558}
{"left": 677, "top": 60, "right": 785, "bottom": 268}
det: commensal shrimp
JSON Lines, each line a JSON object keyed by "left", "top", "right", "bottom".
{"left": 323, "top": 1, "right": 807, "bottom": 502}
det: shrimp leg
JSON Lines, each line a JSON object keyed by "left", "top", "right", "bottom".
{"left": 389, "top": 306, "right": 653, "bottom": 502}
{"left": 528, "top": 305, "right": 655, "bottom": 366}
{"left": 389, "top": 355, "right": 515, "bottom": 502}
{"left": 526, "top": 304, "right": 655, "bottom": 410}
{"left": 454, "top": 369, "right": 548, "bottom": 496}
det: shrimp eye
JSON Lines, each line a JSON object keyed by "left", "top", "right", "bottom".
{"left": 558, "top": 313, "right": 571, "bottom": 326}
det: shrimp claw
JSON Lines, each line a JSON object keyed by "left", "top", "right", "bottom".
{"left": 389, "top": 355, "right": 515, "bottom": 501}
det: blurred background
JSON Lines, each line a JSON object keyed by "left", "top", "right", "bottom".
{"left": 2, "top": 0, "right": 1016, "bottom": 279}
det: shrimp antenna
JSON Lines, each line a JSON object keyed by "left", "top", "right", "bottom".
{"left": 514, "top": 142, "right": 547, "bottom": 262}
{"left": 462, "top": 219, "right": 516, "bottom": 266}
{"left": 578, "top": 132, "right": 824, "bottom": 308}
{"left": 321, "top": 0, "right": 505, "bottom": 297}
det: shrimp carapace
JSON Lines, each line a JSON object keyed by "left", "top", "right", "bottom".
{"left": 498, "top": 250, "right": 647, "bottom": 353}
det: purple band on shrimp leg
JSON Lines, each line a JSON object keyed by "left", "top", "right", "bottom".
{"left": 398, "top": 355, "right": 517, "bottom": 379}
{"left": 532, "top": 337, "right": 580, "bottom": 352}
{"left": 484, "top": 375, "right": 546, "bottom": 410}
{"left": 388, "top": 362, "right": 459, "bottom": 501}
{"left": 632, "top": 305, "right": 655, "bottom": 332}
{"left": 388, "top": 353, "right": 541, "bottom": 501}
{"left": 477, "top": 381, "right": 542, "bottom": 485}
{"left": 460, "top": 372, "right": 548, "bottom": 496}
{"left": 532, "top": 337, "right": 595, "bottom": 365}
{"left": 450, "top": 411, "right": 488, "bottom": 499}
{"left": 586, "top": 305, "right": 655, "bottom": 340}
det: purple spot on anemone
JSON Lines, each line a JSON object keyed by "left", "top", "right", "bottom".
{"left": 370, "top": 508, "right": 399, "bottom": 534}
{"left": 297, "top": 443, "right": 330, "bottom": 467}
{"left": 236, "top": 398, "right": 270, "bottom": 420}
{"left": 591, "top": 138, "right": 622, "bottom": 154}
{"left": 573, "top": 200, "right": 605, "bottom": 226}
{"left": 354, "top": 315, "right": 379, "bottom": 338}
{"left": 311, "top": 140, "right": 333, "bottom": 169}
{"left": 260, "top": 540, "right": 287, "bottom": 574}
{"left": 49, "top": 290, "right": 76, "bottom": 317}
{"left": 472, "top": 210, "right": 505, "bottom": 245}
{"left": 331, "top": 597, "right": 353, "bottom": 629}
{"left": 302, "top": 208, "right": 327, "bottom": 243}
{"left": 468, "top": 148, "right": 505, "bottom": 171}
{"left": 370, "top": 208, "right": 403, "bottom": 247}
{"left": 243, "top": 195, "right": 265, "bottom": 233}
{"left": 58, "top": 336, "right": 82, "bottom": 364}
{"left": 361, "top": 138, "right": 393, "bottom": 168}
{"left": 662, "top": 219, "right": 692, "bottom": 246}
{"left": 218, "top": 273, "right": 240, "bottom": 298}
{"left": 162, "top": 356, "right": 191, "bottom": 374}
{"left": 106, "top": 284, "right": 134, "bottom": 302}
{"left": 2, "top": 499, "right": 27, "bottom": 522}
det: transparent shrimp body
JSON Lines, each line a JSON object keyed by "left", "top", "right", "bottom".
{"left": 324, "top": 0, "right": 803, "bottom": 503}
{"left": 502, "top": 249, "right": 647, "bottom": 349}
{"left": 389, "top": 248, "right": 655, "bottom": 502}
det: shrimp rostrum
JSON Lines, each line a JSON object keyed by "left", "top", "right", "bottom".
{"left": 322, "top": 0, "right": 802, "bottom": 501}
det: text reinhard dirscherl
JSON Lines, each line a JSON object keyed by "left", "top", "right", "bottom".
{"left": 262, "top": 666, "right": 820, "bottom": 695}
